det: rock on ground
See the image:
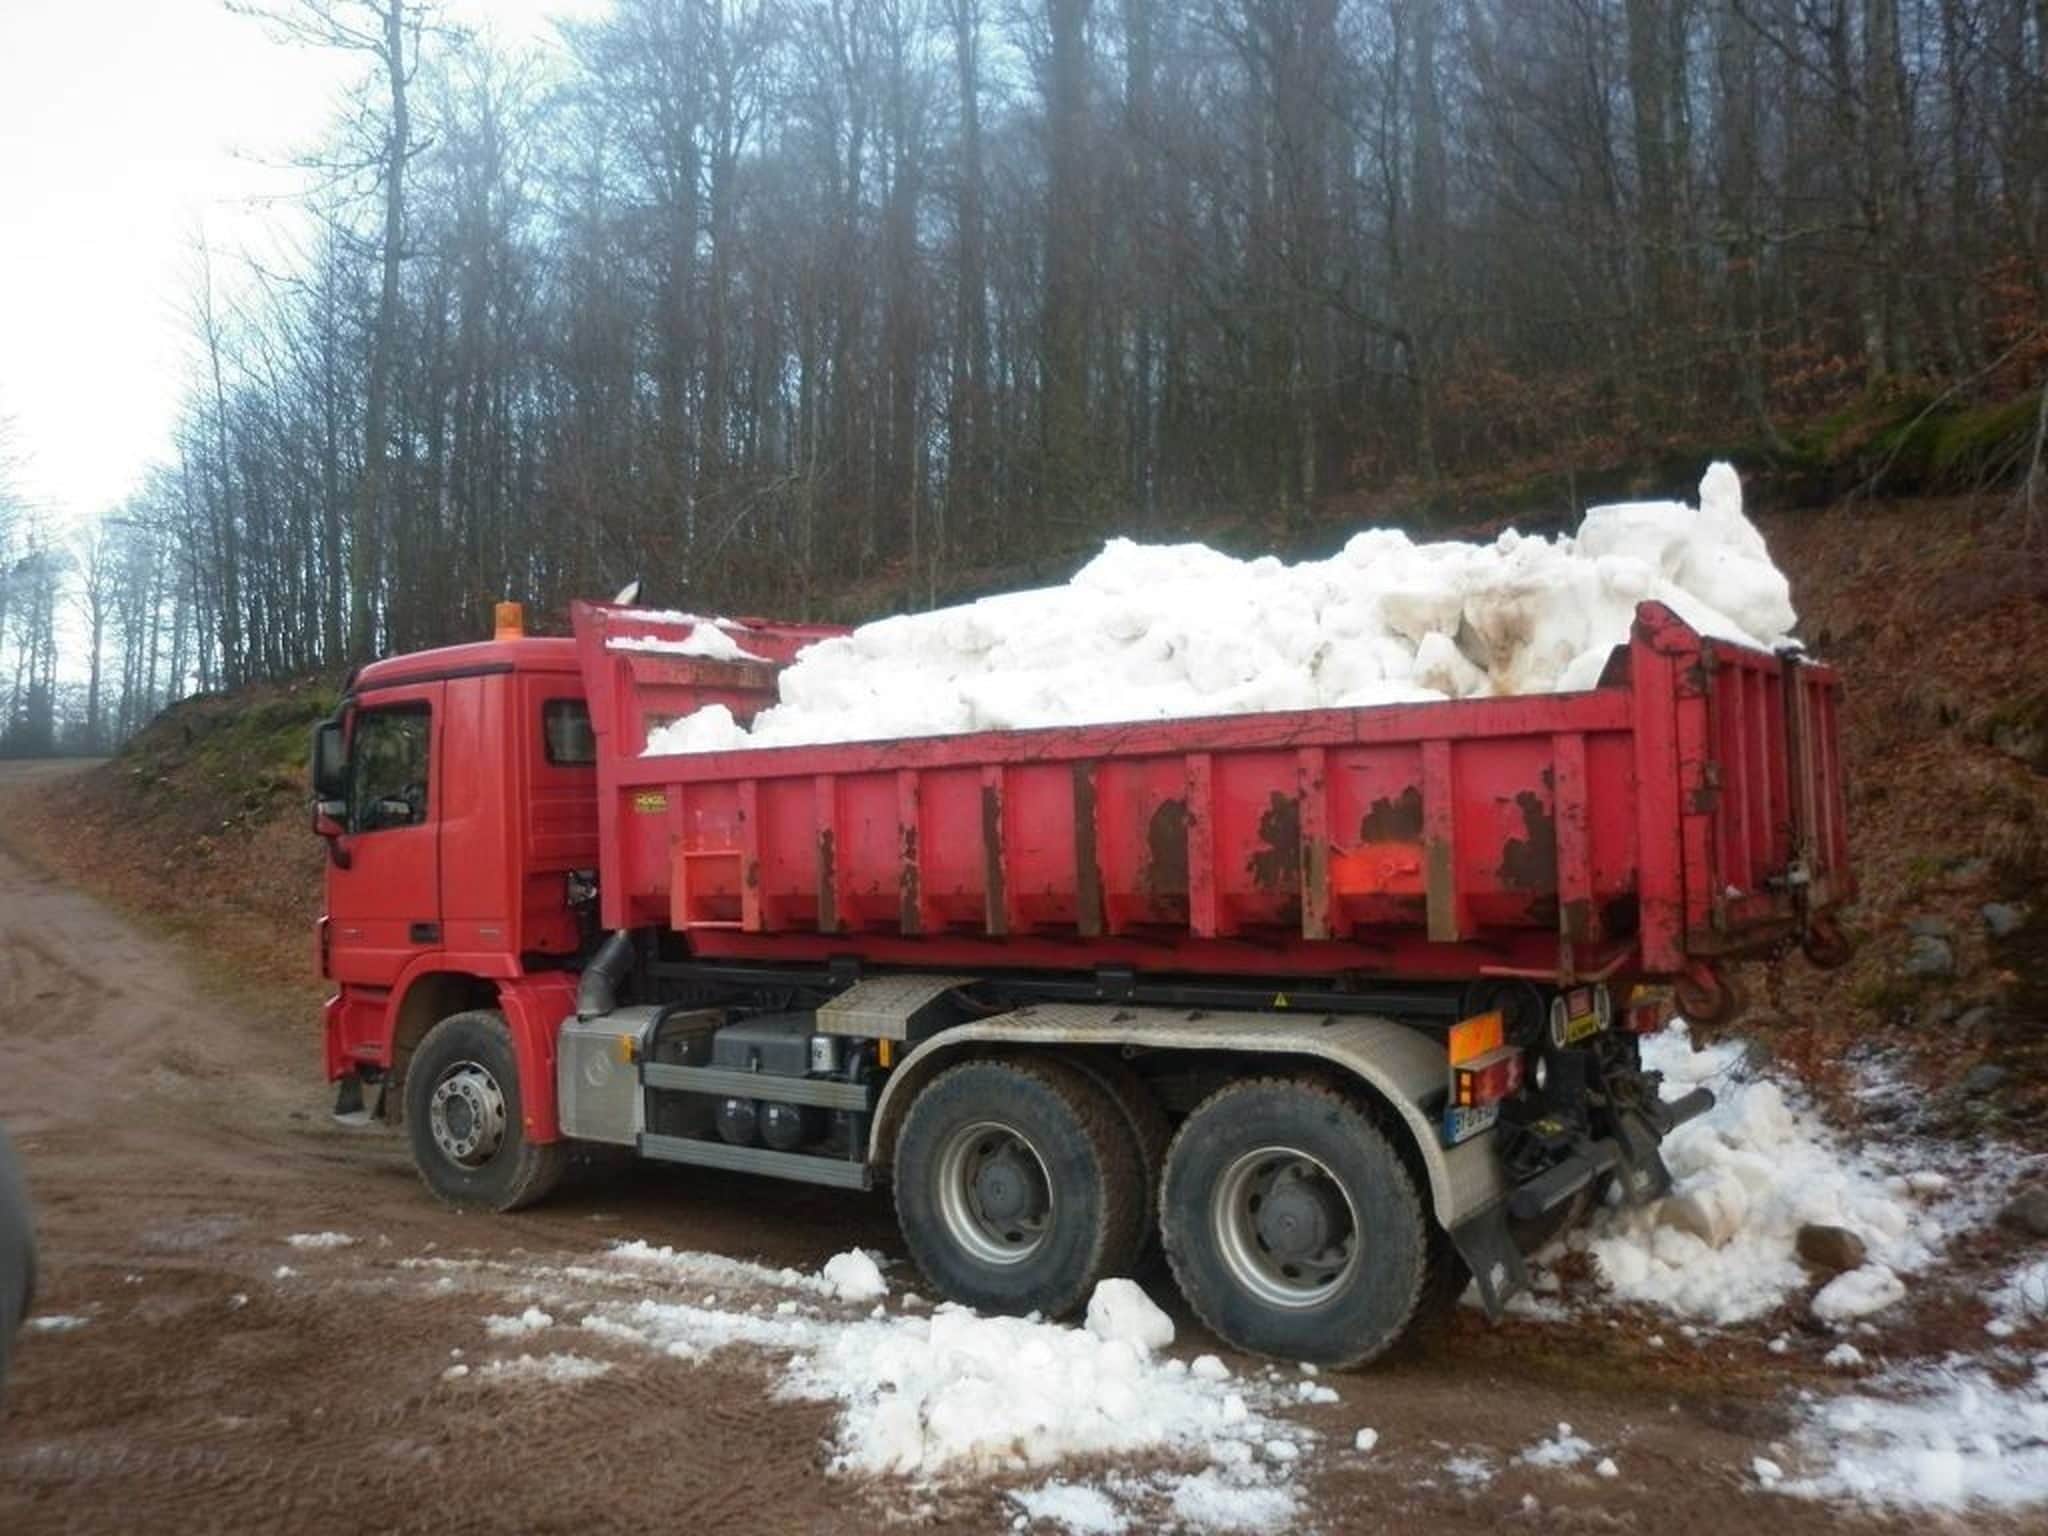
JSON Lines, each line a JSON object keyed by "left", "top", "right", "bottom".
{"left": 2000, "top": 1186, "right": 2048, "bottom": 1241}
{"left": 1797, "top": 1224, "right": 1869, "bottom": 1274}
{"left": 1905, "top": 934, "right": 1956, "bottom": 979}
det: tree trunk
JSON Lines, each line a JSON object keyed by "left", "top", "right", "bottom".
{"left": 352, "top": 0, "right": 411, "bottom": 659}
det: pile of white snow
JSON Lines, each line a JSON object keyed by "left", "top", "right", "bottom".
{"left": 606, "top": 612, "right": 765, "bottom": 665}
{"left": 482, "top": 1306, "right": 555, "bottom": 1338}
{"left": 476, "top": 1353, "right": 613, "bottom": 1385}
{"left": 525, "top": 1262, "right": 1306, "bottom": 1526}
{"left": 1777, "top": 1357, "right": 2048, "bottom": 1510}
{"left": 577, "top": 1289, "right": 1298, "bottom": 1485}
{"left": 644, "top": 463, "right": 1795, "bottom": 755}
{"left": 1574, "top": 1025, "right": 1965, "bottom": 1325}
{"left": 284, "top": 1231, "right": 357, "bottom": 1250}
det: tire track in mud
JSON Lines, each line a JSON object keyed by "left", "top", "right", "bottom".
{"left": 2, "top": 1242, "right": 855, "bottom": 1536}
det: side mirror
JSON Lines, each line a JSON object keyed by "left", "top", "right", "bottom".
{"left": 311, "top": 718, "right": 348, "bottom": 801}
{"left": 312, "top": 798, "right": 351, "bottom": 869}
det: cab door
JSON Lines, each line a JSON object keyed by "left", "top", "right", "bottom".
{"left": 326, "top": 683, "right": 444, "bottom": 988}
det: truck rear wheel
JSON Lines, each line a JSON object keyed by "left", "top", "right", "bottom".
{"left": 404, "top": 1010, "right": 566, "bottom": 1213}
{"left": 1064, "top": 1053, "right": 1170, "bottom": 1252}
{"left": 894, "top": 1056, "right": 1145, "bottom": 1320}
{"left": 1160, "top": 1077, "right": 1434, "bottom": 1368}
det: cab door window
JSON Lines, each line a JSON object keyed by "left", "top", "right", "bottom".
{"left": 349, "top": 705, "right": 432, "bottom": 832}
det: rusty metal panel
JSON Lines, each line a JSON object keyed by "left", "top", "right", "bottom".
{"left": 1297, "top": 747, "right": 1331, "bottom": 940}
{"left": 813, "top": 774, "right": 842, "bottom": 934}
{"left": 1421, "top": 738, "right": 1463, "bottom": 942}
{"left": 738, "top": 778, "right": 761, "bottom": 932}
{"left": 1072, "top": 761, "right": 1104, "bottom": 938}
{"left": 895, "top": 769, "right": 923, "bottom": 935}
{"left": 980, "top": 764, "right": 1009, "bottom": 937}
{"left": 594, "top": 600, "right": 1853, "bottom": 988}
{"left": 1552, "top": 732, "right": 1592, "bottom": 944}
{"left": 1186, "top": 752, "right": 1219, "bottom": 938}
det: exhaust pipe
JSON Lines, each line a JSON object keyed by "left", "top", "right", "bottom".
{"left": 577, "top": 931, "right": 635, "bottom": 1019}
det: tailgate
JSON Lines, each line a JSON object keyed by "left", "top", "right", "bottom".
{"left": 1684, "top": 637, "right": 1852, "bottom": 956}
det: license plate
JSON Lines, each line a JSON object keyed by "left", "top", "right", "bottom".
{"left": 1562, "top": 1008, "right": 1602, "bottom": 1044}
{"left": 1560, "top": 986, "right": 1603, "bottom": 1044}
{"left": 1442, "top": 1103, "right": 1500, "bottom": 1145}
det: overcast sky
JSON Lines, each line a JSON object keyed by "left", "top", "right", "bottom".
{"left": 0, "top": 0, "right": 604, "bottom": 530}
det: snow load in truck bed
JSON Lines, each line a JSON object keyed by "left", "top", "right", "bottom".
{"left": 643, "top": 462, "right": 1795, "bottom": 756}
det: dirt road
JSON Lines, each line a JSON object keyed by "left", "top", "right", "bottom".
{"left": 0, "top": 760, "right": 1939, "bottom": 1534}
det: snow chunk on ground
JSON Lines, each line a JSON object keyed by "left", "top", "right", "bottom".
{"left": 1164, "top": 1469, "right": 1299, "bottom": 1532}
{"left": 284, "top": 1232, "right": 356, "bottom": 1250}
{"left": 25, "top": 1314, "right": 88, "bottom": 1333}
{"left": 1579, "top": 1025, "right": 1962, "bottom": 1324}
{"left": 1445, "top": 1454, "right": 1494, "bottom": 1486}
{"left": 605, "top": 1238, "right": 842, "bottom": 1298}
{"left": 1010, "top": 1481, "right": 1126, "bottom": 1534}
{"left": 645, "top": 464, "right": 1793, "bottom": 755}
{"left": 483, "top": 1306, "right": 555, "bottom": 1338}
{"left": 1778, "top": 1360, "right": 2048, "bottom": 1509}
{"left": 1520, "top": 1423, "right": 1595, "bottom": 1468}
{"left": 1353, "top": 1428, "right": 1378, "bottom": 1452}
{"left": 1989, "top": 1258, "right": 2048, "bottom": 1336}
{"left": 1085, "top": 1279, "right": 1174, "bottom": 1354}
{"left": 1813, "top": 1265, "right": 1906, "bottom": 1323}
{"left": 821, "top": 1249, "right": 888, "bottom": 1303}
{"left": 478, "top": 1353, "right": 613, "bottom": 1384}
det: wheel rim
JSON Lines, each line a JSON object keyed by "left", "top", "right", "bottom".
{"left": 1211, "top": 1145, "right": 1361, "bottom": 1310}
{"left": 933, "top": 1119, "right": 1054, "bottom": 1266}
{"left": 428, "top": 1059, "right": 508, "bottom": 1168}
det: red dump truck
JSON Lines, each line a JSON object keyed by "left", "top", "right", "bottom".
{"left": 311, "top": 596, "right": 1852, "bottom": 1364}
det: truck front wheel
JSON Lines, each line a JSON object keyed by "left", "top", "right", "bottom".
{"left": 894, "top": 1057, "right": 1145, "bottom": 1320}
{"left": 1160, "top": 1077, "right": 1435, "bottom": 1368}
{"left": 404, "top": 1010, "right": 566, "bottom": 1213}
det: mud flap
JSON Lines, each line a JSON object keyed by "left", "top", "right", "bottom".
{"left": 1450, "top": 1204, "right": 1529, "bottom": 1321}
{"left": 332, "top": 1074, "right": 372, "bottom": 1128}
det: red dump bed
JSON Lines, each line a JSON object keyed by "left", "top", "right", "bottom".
{"left": 572, "top": 601, "right": 1850, "bottom": 991}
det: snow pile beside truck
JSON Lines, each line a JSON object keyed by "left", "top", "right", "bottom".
{"left": 1572, "top": 1027, "right": 1969, "bottom": 1325}
{"left": 646, "top": 461, "right": 1795, "bottom": 755}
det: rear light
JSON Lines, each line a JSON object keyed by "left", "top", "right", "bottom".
{"left": 1447, "top": 1009, "right": 1504, "bottom": 1065}
{"left": 1444, "top": 1010, "right": 1522, "bottom": 1144}
{"left": 1454, "top": 1046, "right": 1525, "bottom": 1107}
{"left": 1624, "top": 985, "right": 1675, "bottom": 1035}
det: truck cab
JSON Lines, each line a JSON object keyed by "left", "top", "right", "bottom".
{"left": 312, "top": 619, "right": 600, "bottom": 1123}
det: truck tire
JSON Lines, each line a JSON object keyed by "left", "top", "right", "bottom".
{"left": 0, "top": 1123, "right": 34, "bottom": 1406}
{"left": 404, "top": 1010, "right": 567, "bottom": 1213}
{"left": 1160, "top": 1077, "right": 1434, "bottom": 1368}
{"left": 1064, "top": 1053, "right": 1170, "bottom": 1252}
{"left": 894, "top": 1056, "right": 1145, "bottom": 1320}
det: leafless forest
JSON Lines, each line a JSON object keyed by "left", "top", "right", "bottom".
{"left": 3, "top": 0, "right": 2045, "bottom": 753}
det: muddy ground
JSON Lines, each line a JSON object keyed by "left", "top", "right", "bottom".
{"left": 0, "top": 759, "right": 1981, "bottom": 1534}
